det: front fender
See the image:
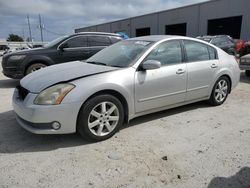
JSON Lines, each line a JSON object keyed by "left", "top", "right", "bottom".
{"left": 21, "top": 55, "right": 55, "bottom": 73}
{"left": 63, "top": 68, "right": 136, "bottom": 118}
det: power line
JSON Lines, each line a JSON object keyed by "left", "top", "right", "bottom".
{"left": 43, "top": 28, "right": 66, "bottom": 36}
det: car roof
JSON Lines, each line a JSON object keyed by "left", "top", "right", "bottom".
{"left": 128, "top": 35, "right": 201, "bottom": 42}
{"left": 73, "top": 32, "right": 122, "bottom": 37}
{"left": 128, "top": 35, "right": 180, "bottom": 42}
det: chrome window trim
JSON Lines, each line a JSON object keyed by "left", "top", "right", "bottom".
{"left": 57, "top": 35, "right": 111, "bottom": 50}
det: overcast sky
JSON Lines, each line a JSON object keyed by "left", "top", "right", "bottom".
{"left": 0, "top": 0, "right": 208, "bottom": 42}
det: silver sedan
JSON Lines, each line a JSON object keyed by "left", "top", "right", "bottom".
{"left": 13, "top": 35, "right": 240, "bottom": 141}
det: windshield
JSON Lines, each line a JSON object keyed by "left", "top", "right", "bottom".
{"left": 44, "top": 35, "right": 69, "bottom": 48}
{"left": 86, "top": 40, "right": 153, "bottom": 67}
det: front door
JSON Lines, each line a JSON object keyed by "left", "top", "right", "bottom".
{"left": 135, "top": 40, "right": 187, "bottom": 113}
{"left": 55, "top": 35, "right": 89, "bottom": 63}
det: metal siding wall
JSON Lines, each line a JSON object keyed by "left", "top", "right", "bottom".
{"left": 158, "top": 5, "right": 200, "bottom": 37}
{"left": 199, "top": 0, "right": 250, "bottom": 40}
{"left": 96, "top": 24, "right": 111, "bottom": 32}
{"left": 111, "top": 19, "right": 131, "bottom": 36}
{"left": 130, "top": 14, "right": 158, "bottom": 37}
{"left": 75, "top": 0, "right": 250, "bottom": 40}
{"left": 75, "top": 26, "right": 97, "bottom": 32}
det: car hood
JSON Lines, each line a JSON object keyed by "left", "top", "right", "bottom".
{"left": 20, "top": 61, "right": 119, "bottom": 93}
{"left": 9, "top": 47, "right": 45, "bottom": 55}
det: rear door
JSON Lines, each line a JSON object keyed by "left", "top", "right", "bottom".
{"left": 87, "top": 35, "right": 112, "bottom": 57}
{"left": 183, "top": 40, "right": 219, "bottom": 101}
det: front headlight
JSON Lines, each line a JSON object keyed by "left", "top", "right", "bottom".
{"left": 9, "top": 55, "right": 26, "bottom": 61}
{"left": 34, "top": 83, "right": 75, "bottom": 105}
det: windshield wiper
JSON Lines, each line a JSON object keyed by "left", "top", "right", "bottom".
{"left": 86, "top": 61, "right": 107, "bottom": 66}
{"left": 109, "top": 65, "right": 124, "bottom": 68}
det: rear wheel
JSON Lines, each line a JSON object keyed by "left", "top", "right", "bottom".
{"left": 245, "top": 70, "right": 250, "bottom": 77}
{"left": 25, "top": 63, "right": 47, "bottom": 75}
{"left": 208, "top": 76, "right": 230, "bottom": 106}
{"left": 77, "top": 94, "right": 124, "bottom": 141}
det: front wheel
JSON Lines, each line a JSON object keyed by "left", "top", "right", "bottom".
{"left": 77, "top": 94, "right": 124, "bottom": 141}
{"left": 208, "top": 76, "right": 230, "bottom": 106}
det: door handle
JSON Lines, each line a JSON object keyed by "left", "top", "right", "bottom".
{"left": 176, "top": 69, "right": 185, "bottom": 74}
{"left": 211, "top": 64, "right": 218, "bottom": 68}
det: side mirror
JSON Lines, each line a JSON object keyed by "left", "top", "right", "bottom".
{"left": 142, "top": 60, "right": 161, "bottom": 70}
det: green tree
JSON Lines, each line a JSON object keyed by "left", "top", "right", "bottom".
{"left": 7, "top": 34, "right": 24, "bottom": 42}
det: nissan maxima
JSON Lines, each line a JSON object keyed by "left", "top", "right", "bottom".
{"left": 13, "top": 36, "right": 240, "bottom": 141}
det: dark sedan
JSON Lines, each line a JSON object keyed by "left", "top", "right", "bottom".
{"left": 1, "top": 32, "right": 123, "bottom": 79}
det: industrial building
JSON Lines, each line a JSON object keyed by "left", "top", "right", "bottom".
{"left": 75, "top": 0, "right": 250, "bottom": 40}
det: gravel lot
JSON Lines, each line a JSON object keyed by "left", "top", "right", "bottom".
{"left": 0, "top": 57, "right": 250, "bottom": 188}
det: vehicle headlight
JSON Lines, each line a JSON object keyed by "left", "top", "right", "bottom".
{"left": 9, "top": 55, "right": 26, "bottom": 61}
{"left": 34, "top": 83, "right": 75, "bottom": 105}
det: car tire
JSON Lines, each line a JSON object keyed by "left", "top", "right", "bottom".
{"left": 77, "top": 94, "right": 124, "bottom": 142}
{"left": 245, "top": 70, "right": 250, "bottom": 77}
{"left": 25, "top": 63, "right": 47, "bottom": 75}
{"left": 208, "top": 76, "right": 230, "bottom": 106}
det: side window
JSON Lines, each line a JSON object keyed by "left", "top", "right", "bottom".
{"left": 145, "top": 40, "right": 182, "bottom": 66}
{"left": 211, "top": 37, "right": 222, "bottom": 45}
{"left": 184, "top": 40, "right": 210, "bottom": 62}
{"left": 62, "top": 36, "right": 87, "bottom": 48}
{"left": 208, "top": 46, "right": 217, "bottom": 60}
{"left": 222, "top": 36, "right": 231, "bottom": 44}
{"left": 88, "top": 36, "right": 111, "bottom": 46}
{"left": 212, "top": 37, "right": 229, "bottom": 45}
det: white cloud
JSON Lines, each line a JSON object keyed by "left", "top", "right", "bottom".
{"left": 0, "top": 0, "right": 208, "bottom": 41}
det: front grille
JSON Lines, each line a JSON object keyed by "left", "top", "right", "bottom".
{"left": 16, "top": 85, "right": 29, "bottom": 100}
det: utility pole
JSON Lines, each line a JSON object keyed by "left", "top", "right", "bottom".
{"left": 22, "top": 28, "right": 25, "bottom": 40}
{"left": 38, "top": 14, "right": 44, "bottom": 42}
{"left": 27, "top": 15, "right": 32, "bottom": 42}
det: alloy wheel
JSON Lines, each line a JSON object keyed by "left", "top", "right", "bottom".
{"left": 88, "top": 101, "right": 119, "bottom": 136}
{"left": 214, "top": 79, "right": 228, "bottom": 103}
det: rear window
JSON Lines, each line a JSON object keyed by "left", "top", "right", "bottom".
{"left": 88, "top": 36, "right": 111, "bottom": 46}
